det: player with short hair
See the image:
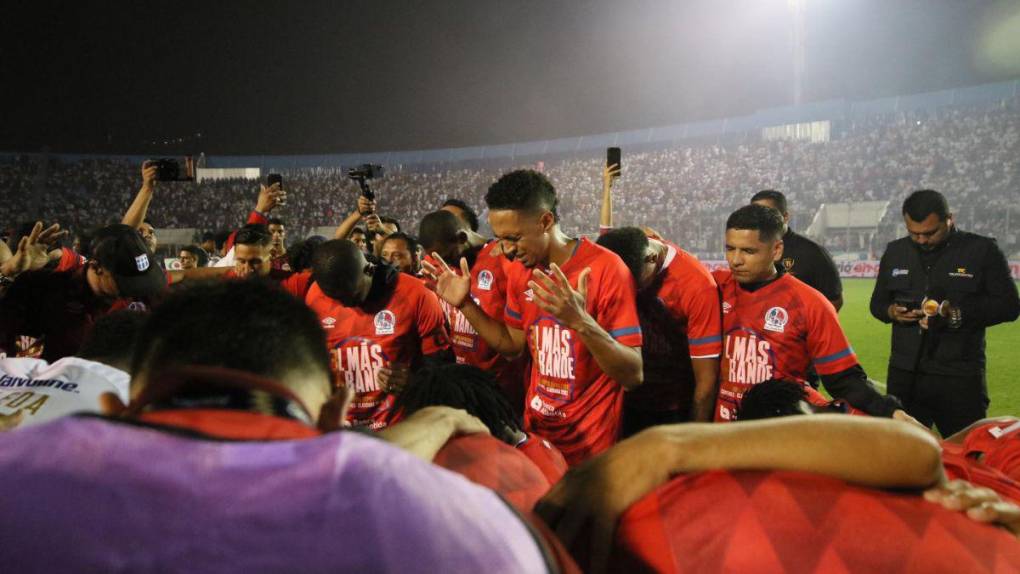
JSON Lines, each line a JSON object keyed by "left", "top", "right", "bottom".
{"left": 419, "top": 209, "right": 528, "bottom": 410}
{"left": 266, "top": 217, "right": 290, "bottom": 271}
{"left": 306, "top": 239, "right": 451, "bottom": 429}
{"left": 750, "top": 189, "right": 843, "bottom": 309}
{"left": 379, "top": 231, "right": 421, "bottom": 275}
{"left": 441, "top": 198, "right": 481, "bottom": 232}
{"left": 714, "top": 204, "right": 904, "bottom": 421}
{"left": 597, "top": 227, "right": 722, "bottom": 429}
{"left": 227, "top": 223, "right": 312, "bottom": 298}
{"left": 427, "top": 169, "right": 643, "bottom": 465}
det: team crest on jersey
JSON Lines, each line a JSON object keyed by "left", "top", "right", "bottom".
{"left": 135, "top": 254, "right": 150, "bottom": 272}
{"left": 374, "top": 310, "right": 396, "bottom": 335}
{"left": 321, "top": 317, "right": 336, "bottom": 329}
{"left": 764, "top": 307, "right": 789, "bottom": 333}
{"left": 782, "top": 257, "right": 795, "bottom": 272}
{"left": 127, "top": 301, "right": 148, "bottom": 312}
{"left": 722, "top": 301, "right": 733, "bottom": 314}
{"left": 477, "top": 269, "right": 494, "bottom": 291}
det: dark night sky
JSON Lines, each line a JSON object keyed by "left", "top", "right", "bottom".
{"left": 2, "top": 0, "right": 1017, "bottom": 155}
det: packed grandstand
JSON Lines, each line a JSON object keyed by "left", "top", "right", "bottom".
{"left": 2, "top": 82, "right": 1018, "bottom": 266}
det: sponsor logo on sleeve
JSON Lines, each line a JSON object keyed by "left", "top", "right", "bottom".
{"left": 891, "top": 268, "right": 909, "bottom": 277}
{"left": 135, "top": 254, "right": 150, "bottom": 272}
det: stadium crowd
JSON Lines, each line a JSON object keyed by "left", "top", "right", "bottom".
{"left": 2, "top": 97, "right": 1019, "bottom": 262}
{"left": 1, "top": 98, "right": 1020, "bottom": 572}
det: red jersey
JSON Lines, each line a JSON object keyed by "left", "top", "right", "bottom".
{"left": 433, "top": 433, "right": 552, "bottom": 514}
{"left": 270, "top": 255, "right": 291, "bottom": 272}
{"left": 627, "top": 243, "right": 722, "bottom": 413}
{"left": 942, "top": 442, "right": 1020, "bottom": 504}
{"left": 517, "top": 432, "right": 569, "bottom": 485}
{"left": 961, "top": 420, "right": 1020, "bottom": 483}
{"left": 305, "top": 274, "right": 450, "bottom": 429}
{"left": 612, "top": 469, "right": 1020, "bottom": 573}
{"left": 224, "top": 269, "right": 312, "bottom": 299}
{"left": 504, "top": 238, "right": 642, "bottom": 465}
{"left": 439, "top": 241, "right": 527, "bottom": 410}
{"left": 714, "top": 271, "right": 858, "bottom": 422}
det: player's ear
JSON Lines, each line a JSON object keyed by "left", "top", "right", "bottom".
{"left": 457, "top": 230, "right": 469, "bottom": 246}
{"left": 772, "top": 239, "right": 784, "bottom": 263}
{"left": 539, "top": 211, "right": 556, "bottom": 231}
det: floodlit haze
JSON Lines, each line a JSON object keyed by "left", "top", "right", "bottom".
{"left": 3, "top": 0, "right": 1018, "bottom": 154}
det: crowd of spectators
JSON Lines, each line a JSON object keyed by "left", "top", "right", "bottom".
{"left": 3, "top": 97, "right": 1018, "bottom": 259}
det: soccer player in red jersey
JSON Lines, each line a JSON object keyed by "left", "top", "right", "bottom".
{"left": 306, "top": 239, "right": 452, "bottom": 429}
{"left": 537, "top": 412, "right": 1020, "bottom": 573}
{"left": 224, "top": 224, "right": 312, "bottom": 298}
{"left": 713, "top": 204, "right": 904, "bottom": 421}
{"left": 597, "top": 227, "right": 722, "bottom": 430}
{"left": 425, "top": 169, "right": 643, "bottom": 466}
{"left": 419, "top": 209, "right": 528, "bottom": 410}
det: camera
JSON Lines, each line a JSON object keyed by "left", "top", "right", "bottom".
{"left": 148, "top": 157, "right": 196, "bottom": 182}
{"left": 347, "top": 164, "right": 384, "bottom": 181}
{"left": 347, "top": 164, "right": 384, "bottom": 200}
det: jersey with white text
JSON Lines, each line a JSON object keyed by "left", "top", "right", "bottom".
{"left": 306, "top": 274, "right": 450, "bottom": 429}
{"left": 504, "top": 238, "right": 642, "bottom": 465}
{"left": 713, "top": 270, "right": 858, "bottom": 422}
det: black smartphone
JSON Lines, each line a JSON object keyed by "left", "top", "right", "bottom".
{"left": 267, "top": 173, "right": 283, "bottom": 188}
{"left": 606, "top": 147, "right": 621, "bottom": 177}
{"left": 894, "top": 298, "right": 921, "bottom": 311}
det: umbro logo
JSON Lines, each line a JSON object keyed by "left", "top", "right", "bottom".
{"left": 321, "top": 317, "right": 336, "bottom": 329}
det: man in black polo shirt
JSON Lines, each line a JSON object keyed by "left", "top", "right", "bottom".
{"left": 870, "top": 189, "right": 1019, "bottom": 435}
{"left": 752, "top": 190, "right": 843, "bottom": 310}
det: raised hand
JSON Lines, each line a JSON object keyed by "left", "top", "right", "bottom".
{"left": 141, "top": 160, "right": 158, "bottom": 190}
{"left": 421, "top": 252, "right": 471, "bottom": 309}
{"left": 357, "top": 195, "right": 376, "bottom": 216}
{"left": 528, "top": 263, "right": 591, "bottom": 331}
{"left": 256, "top": 182, "right": 287, "bottom": 213}
{"left": 1, "top": 221, "right": 65, "bottom": 277}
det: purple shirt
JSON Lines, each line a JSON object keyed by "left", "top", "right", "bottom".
{"left": 0, "top": 416, "right": 551, "bottom": 572}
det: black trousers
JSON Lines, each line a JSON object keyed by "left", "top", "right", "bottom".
{"left": 886, "top": 365, "right": 988, "bottom": 436}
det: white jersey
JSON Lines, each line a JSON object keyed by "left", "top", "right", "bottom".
{"left": 0, "top": 357, "right": 130, "bottom": 427}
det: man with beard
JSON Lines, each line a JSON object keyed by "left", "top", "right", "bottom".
{"left": 870, "top": 189, "right": 1019, "bottom": 435}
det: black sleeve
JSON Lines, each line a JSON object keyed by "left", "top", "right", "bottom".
{"left": 869, "top": 249, "right": 895, "bottom": 324}
{"left": 811, "top": 243, "right": 843, "bottom": 303}
{"left": 958, "top": 241, "right": 1020, "bottom": 329}
{"left": 820, "top": 364, "right": 902, "bottom": 417}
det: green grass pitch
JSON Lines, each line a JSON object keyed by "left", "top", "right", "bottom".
{"left": 839, "top": 279, "right": 1020, "bottom": 417}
